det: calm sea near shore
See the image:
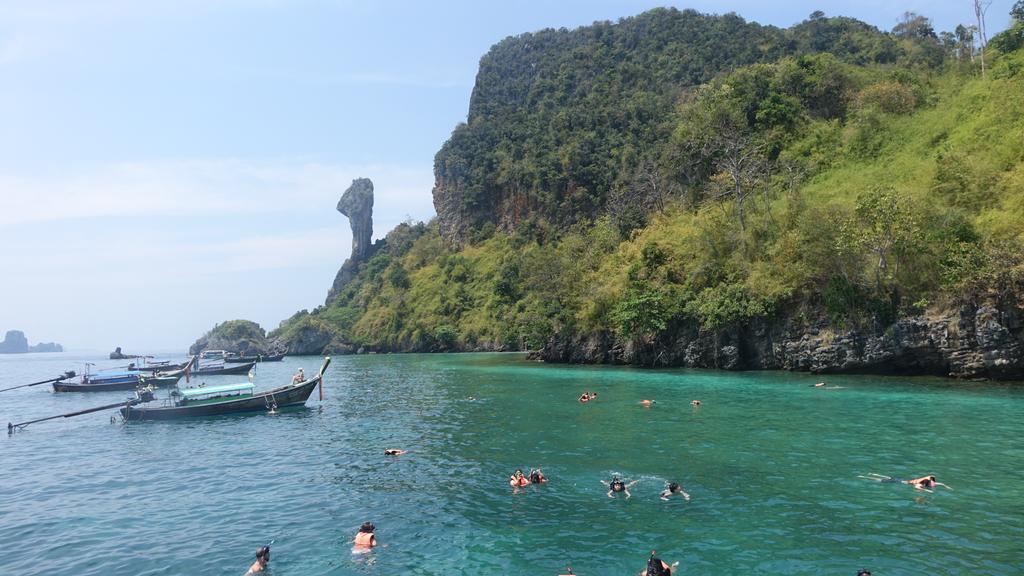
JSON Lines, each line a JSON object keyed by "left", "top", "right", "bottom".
{"left": 1, "top": 351, "right": 1021, "bottom": 575}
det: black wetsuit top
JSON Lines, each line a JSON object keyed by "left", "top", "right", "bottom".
{"left": 647, "top": 557, "right": 671, "bottom": 576}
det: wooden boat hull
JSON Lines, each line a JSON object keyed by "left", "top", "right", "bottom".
{"left": 191, "top": 361, "right": 255, "bottom": 376}
{"left": 225, "top": 354, "right": 285, "bottom": 363}
{"left": 120, "top": 376, "right": 320, "bottom": 421}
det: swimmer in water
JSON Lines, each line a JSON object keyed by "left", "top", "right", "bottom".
{"left": 660, "top": 482, "right": 690, "bottom": 501}
{"left": 353, "top": 522, "right": 377, "bottom": 549}
{"left": 812, "top": 381, "right": 826, "bottom": 387}
{"left": 859, "top": 473, "right": 952, "bottom": 492}
{"left": 243, "top": 545, "right": 270, "bottom": 575}
{"left": 384, "top": 448, "right": 407, "bottom": 456}
{"left": 579, "top": 392, "right": 590, "bottom": 403}
{"left": 640, "top": 399, "right": 656, "bottom": 407}
{"left": 639, "top": 550, "right": 678, "bottom": 576}
{"left": 589, "top": 391, "right": 598, "bottom": 399}
{"left": 510, "top": 469, "right": 530, "bottom": 488}
{"left": 529, "top": 468, "right": 548, "bottom": 484}
{"left": 602, "top": 476, "right": 639, "bottom": 498}
{"left": 691, "top": 400, "right": 701, "bottom": 407}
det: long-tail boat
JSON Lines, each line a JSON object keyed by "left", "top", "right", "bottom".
{"left": 120, "top": 357, "right": 329, "bottom": 421}
{"left": 127, "top": 359, "right": 188, "bottom": 373}
{"left": 53, "top": 357, "right": 196, "bottom": 392}
{"left": 191, "top": 350, "right": 255, "bottom": 375}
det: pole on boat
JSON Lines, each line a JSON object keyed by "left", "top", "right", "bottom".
{"left": 0, "top": 371, "right": 77, "bottom": 393}
{"left": 318, "top": 356, "right": 331, "bottom": 402}
{"left": 7, "top": 390, "right": 154, "bottom": 434}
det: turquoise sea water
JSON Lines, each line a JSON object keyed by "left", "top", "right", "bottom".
{"left": 1, "top": 352, "right": 1022, "bottom": 575}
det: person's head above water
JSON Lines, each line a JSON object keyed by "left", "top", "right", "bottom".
{"left": 359, "top": 522, "right": 375, "bottom": 533}
{"left": 668, "top": 482, "right": 680, "bottom": 492}
{"left": 256, "top": 545, "right": 270, "bottom": 562}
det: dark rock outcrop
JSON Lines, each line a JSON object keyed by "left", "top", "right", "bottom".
{"left": 271, "top": 316, "right": 338, "bottom": 355}
{"left": 536, "top": 302, "right": 1024, "bottom": 380}
{"left": 0, "top": 330, "right": 62, "bottom": 354}
{"left": 190, "top": 320, "right": 272, "bottom": 355}
{"left": 109, "top": 347, "right": 132, "bottom": 359}
{"left": 327, "top": 178, "right": 375, "bottom": 301}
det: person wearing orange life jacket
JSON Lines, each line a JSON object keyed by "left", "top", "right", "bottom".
{"left": 353, "top": 522, "right": 377, "bottom": 549}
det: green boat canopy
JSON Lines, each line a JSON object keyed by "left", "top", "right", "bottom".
{"left": 179, "top": 382, "right": 254, "bottom": 399}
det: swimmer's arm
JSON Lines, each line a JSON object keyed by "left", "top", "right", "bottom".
{"left": 681, "top": 490, "right": 691, "bottom": 501}
{"left": 913, "top": 485, "right": 934, "bottom": 493}
{"left": 935, "top": 482, "right": 953, "bottom": 490}
{"left": 599, "top": 480, "right": 609, "bottom": 486}
{"left": 626, "top": 480, "right": 639, "bottom": 487}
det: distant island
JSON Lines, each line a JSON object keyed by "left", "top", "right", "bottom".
{"left": 0, "top": 330, "right": 63, "bottom": 354}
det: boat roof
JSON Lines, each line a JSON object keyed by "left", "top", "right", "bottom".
{"left": 179, "top": 382, "right": 253, "bottom": 399}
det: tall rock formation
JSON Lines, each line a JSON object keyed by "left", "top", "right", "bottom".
{"left": 328, "top": 178, "right": 375, "bottom": 301}
{"left": 0, "top": 330, "right": 29, "bottom": 353}
{"left": 0, "top": 330, "right": 63, "bottom": 353}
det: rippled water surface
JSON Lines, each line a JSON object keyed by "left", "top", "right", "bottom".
{"left": 1, "top": 352, "right": 1022, "bottom": 575}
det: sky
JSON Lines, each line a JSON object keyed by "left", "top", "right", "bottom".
{"left": 0, "top": 0, "right": 1016, "bottom": 352}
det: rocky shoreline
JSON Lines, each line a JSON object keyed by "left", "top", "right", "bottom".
{"left": 536, "top": 301, "right": 1024, "bottom": 381}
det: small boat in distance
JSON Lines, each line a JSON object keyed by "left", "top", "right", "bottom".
{"left": 191, "top": 350, "right": 255, "bottom": 375}
{"left": 224, "top": 352, "right": 285, "bottom": 363}
{"left": 121, "top": 357, "right": 330, "bottom": 420}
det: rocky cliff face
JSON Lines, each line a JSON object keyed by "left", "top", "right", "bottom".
{"left": 537, "top": 302, "right": 1024, "bottom": 380}
{"left": 328, "top": 178, "right": 375, "bottom": 301}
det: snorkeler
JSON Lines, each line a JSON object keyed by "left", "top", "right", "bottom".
{"left": 353, "top": 522, "right": 377, "bottom": 549}
{"left": 529, "top": 468, "right": 548, "bottom": 484}
{"left": 859, "top": 473, "right": 952, "bottom": 492}
{"left": 243, "top": 545, "right": 270, "bottom": 575}
{"left": 640, "top": 399, "right": 656, "bottom": 407}
{"left": 384, "top": 448, "right": 407, "bottom": 456}
{"left": 690, "top": 400, "right": 701, "bottom": 407}
{"left": 639, "top": 550, "right": 678, "bottom": 576}
{"left": 602, "top": 476, "right": 639, "bottom": 498}
{"left": 659, "top": 482, "right": 690, "bottom": 501}
{"left": 510, "top": 469, "right": 530, "bottom": 488}
{"left": 579, "top": 392, "right": 590, "bottom": 403}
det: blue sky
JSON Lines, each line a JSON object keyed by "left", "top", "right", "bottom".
{"left": 0, "top": 0, "right": 1015, "bottom": 352}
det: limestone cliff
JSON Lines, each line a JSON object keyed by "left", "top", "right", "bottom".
{"left": 0, "top": 330, "right": 29, "bottom": 353}
{"left": 536, "top": 301, "right": 1024, "bottom": 380}
{"left": 328, "top": 178, "right": 375, "bottom": 301}
{"left": 0, "top": 330, "right": 63, "bottom": 354}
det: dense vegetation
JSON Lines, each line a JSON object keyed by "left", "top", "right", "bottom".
{"left": 273, "top": 7, "right": 1024, "bottom": 356}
